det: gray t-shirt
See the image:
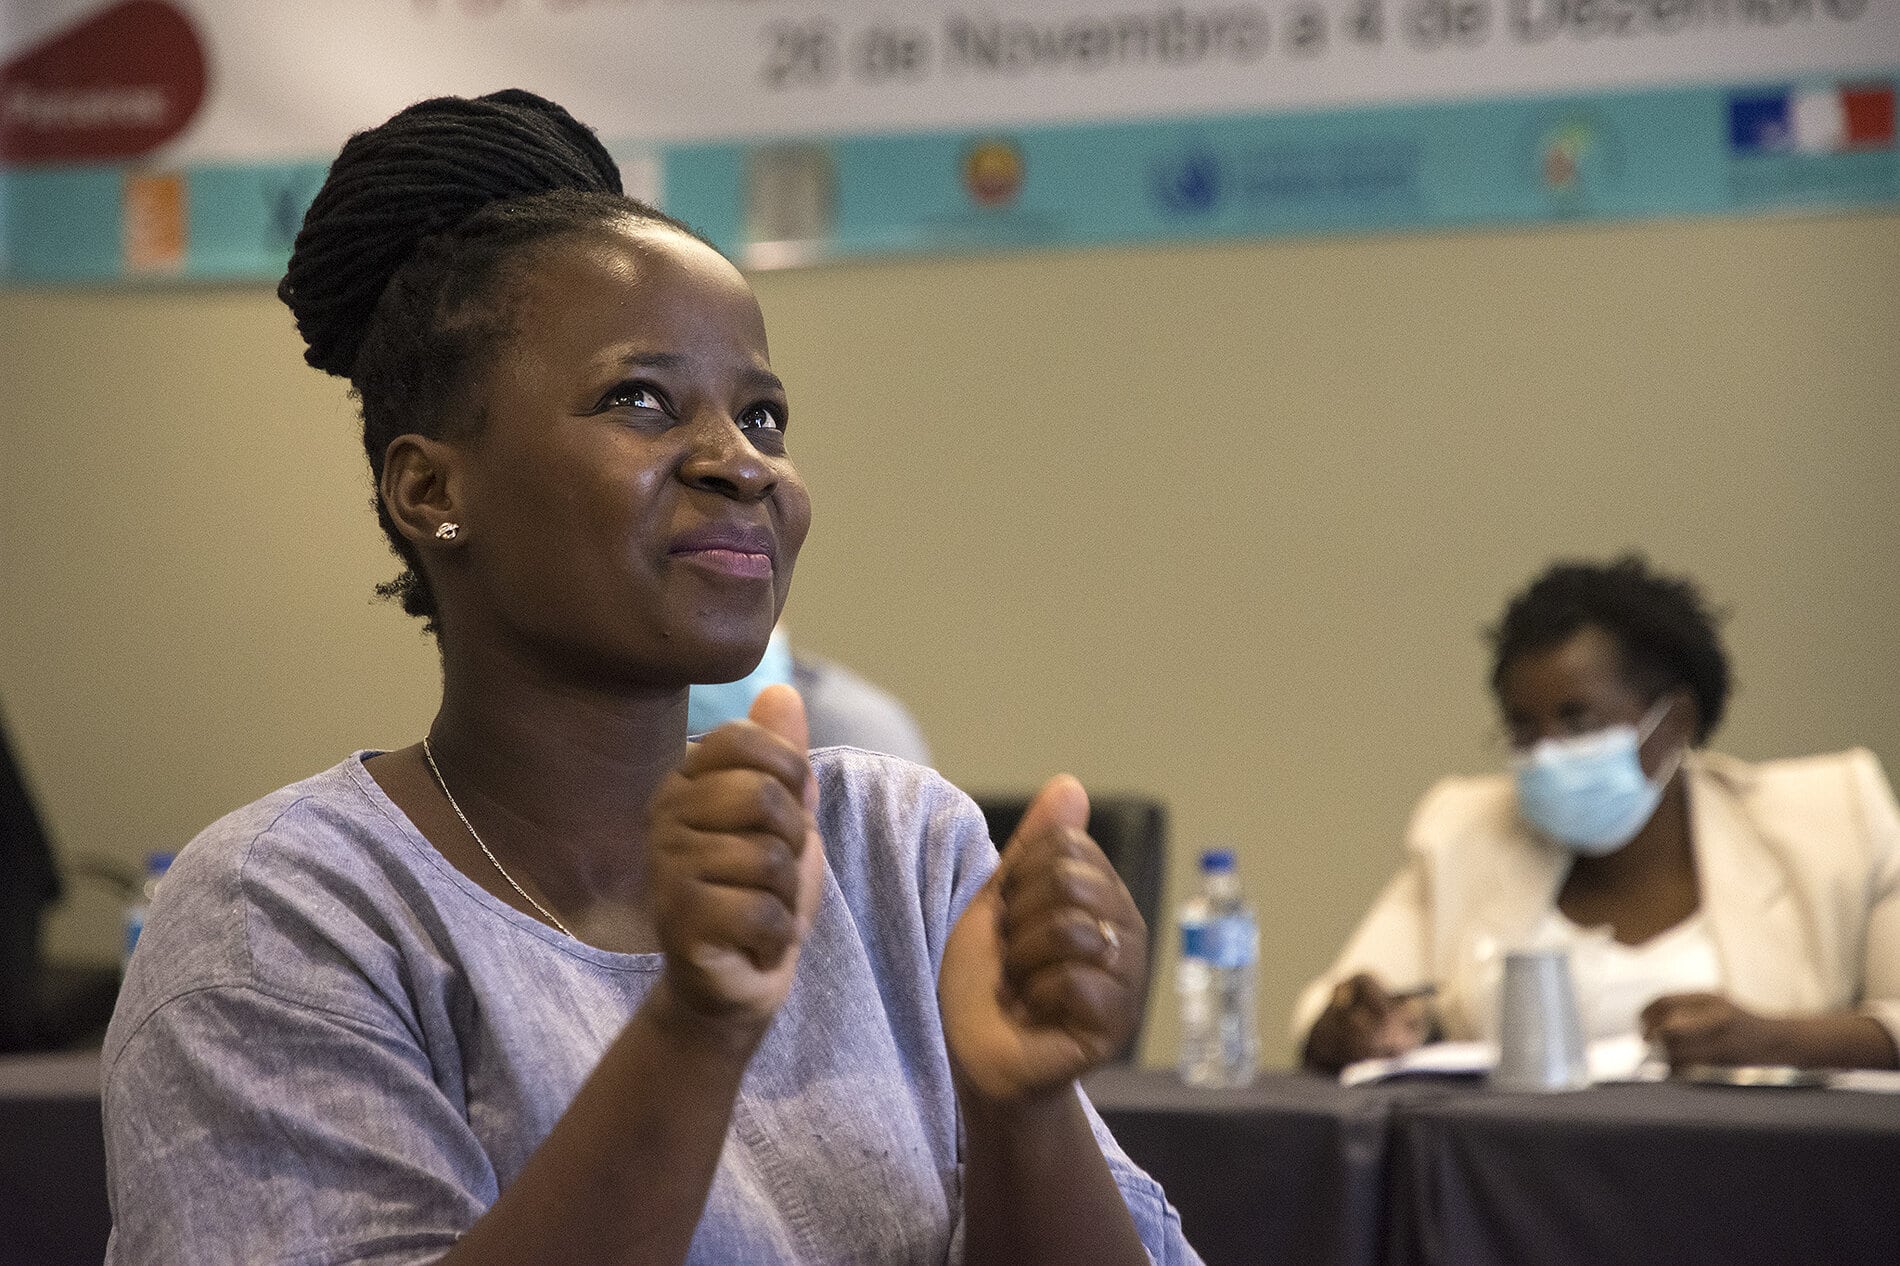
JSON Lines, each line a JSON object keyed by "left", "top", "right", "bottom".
{"left": 103, "top": 748, "right": 1196, "bottom": 1265}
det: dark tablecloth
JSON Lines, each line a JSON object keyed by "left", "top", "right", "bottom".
{"left": 13, "top": 1054, "right": 1900, "bottom": 1266}
{"left": 1088, "top": 1067, "right": 1900, "bottom": 1266}
{"left": 0, "top": 1050, "right": 108, "bottom": 1266}
{"left": 1386, "top": 1078, "right": 1900, "bottom": 1266}
{"left": 1083, "top": 1065, "right": 1466, "bottom": 1266}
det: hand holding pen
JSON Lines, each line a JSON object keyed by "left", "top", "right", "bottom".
{"left": 1301, "top": 973, "right": 1436, "bottom": 1073}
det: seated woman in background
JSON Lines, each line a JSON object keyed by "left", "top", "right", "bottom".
{"left": 1296, "top": 556, "right": 1900, "bottom": 1074}
{"left": 102, "top": 90, "right": 1195, "bottom": 1265}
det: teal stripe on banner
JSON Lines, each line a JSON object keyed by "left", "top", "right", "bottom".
{"left": 3, "top": 73, "right": 1895, "bottom": 283}
{"left": 1, "top": 159, "right": 329, "bottom": 284}
{"left": 185, "top": 162, "right": 332, "bottom": 280}
{"left": 663, "top": 71, "right": 1900, "bottom": 266}
{"left": 4, "top": 167, "right": 127, "bottom": 282}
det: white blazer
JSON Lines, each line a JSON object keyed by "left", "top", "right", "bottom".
{"left": 1291, "top": 748, "right": 1900, "bottom": 1051}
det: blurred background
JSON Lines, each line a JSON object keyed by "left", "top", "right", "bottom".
{"left": 4, "top": 1, "right": 1898, "bottom": 1065}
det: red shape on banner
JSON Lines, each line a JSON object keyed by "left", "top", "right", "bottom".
{"left": 1, "top": 1, "right": 209, "bottom": 164}
{"left": 1841, "top": 84, "right": 1896, "bottom": 150}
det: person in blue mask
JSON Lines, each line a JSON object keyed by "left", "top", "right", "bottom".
{"left": 1296, "top": 556, "right": 1900, "bottom": 1074}
{"left": 688, "top": 624, "right": 933, "bottom": 765}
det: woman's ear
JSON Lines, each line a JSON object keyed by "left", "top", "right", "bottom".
{"left": 381, "top": 434, "right": 464, "bottom": 549}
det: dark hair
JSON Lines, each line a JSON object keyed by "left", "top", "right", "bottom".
{"left": 1488, "top": 555, "right": 1731, "bottom": 743}
{"left": 277, "top": 89, "right": 700, "bottom": 628}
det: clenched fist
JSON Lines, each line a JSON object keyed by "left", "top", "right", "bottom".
{"left": 940, "top": 775, "right": 1147, "bottom": 1105}
{"left": 647, "top": 684, "right": 826, "bottom": 1033}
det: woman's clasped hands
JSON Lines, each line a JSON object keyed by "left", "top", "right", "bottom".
{"left": 648, "top": 683, "right": 1149, "bottom": 1101}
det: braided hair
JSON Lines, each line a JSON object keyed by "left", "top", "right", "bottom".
{"left": 1488, "top": 554, "right": 1732, "bottom": 743}
{"left": 279, "top": 89, "right": 699, "bottom": 627}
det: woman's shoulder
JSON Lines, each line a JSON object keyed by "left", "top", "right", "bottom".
{"left": 1405, "top": 770, "right": 1521, "bottom": 855}
{"left": 181, "top": 750, "right": 378, "bottom": 842}
{"left": 808, "top": 746, "right": 979, "bottom": 841}
{"left": 110, "top": 755, "right": 437, "bottom": 1039}
{"left": 163, "top": 754, "right": 421, "bottom": 908}
{"left": 1700, "top": 747, "right": 1891, "bottom": 794}
{"left": 1698, "top": 748, "right": 1900, "bottom": 855}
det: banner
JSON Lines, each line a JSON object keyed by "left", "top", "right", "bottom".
{"left": 2, "top": 0, "right": 1896, "bottom": 279}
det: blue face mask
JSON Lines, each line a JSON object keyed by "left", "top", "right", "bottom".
{"left": 1512, "top": 697, "right": 1683, "bottom": 857}
{"left": 686, "top": 626, "right": 794, "bottom": 736}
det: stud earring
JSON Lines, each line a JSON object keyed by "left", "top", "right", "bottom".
{"left": 434, "top": 522, "right": 460, "bottom": 542}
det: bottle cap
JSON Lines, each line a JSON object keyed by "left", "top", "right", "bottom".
{"left": 1199, "top": 848, "right": 1236, "bottom": 873}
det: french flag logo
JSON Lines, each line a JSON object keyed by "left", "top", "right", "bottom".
{"left": 1729, "top": 83, "right": 1897, "bottom": 154}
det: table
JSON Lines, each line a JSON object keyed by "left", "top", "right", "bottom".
{"left": 1386, "top": 1078, "right": 1900, "bottom": 1266}
{"left": 1082, "top": 1065, "right": 1458, "bottom": 1266}
{"left": 0, "top": 1049, "right": 109, "bottom": 1266}
{"left": 12, "top": 1053, "right": 1900, "bottom": 1266}
{"left": 1082, "top": 1067, "right": 1900, "bottom": 1266}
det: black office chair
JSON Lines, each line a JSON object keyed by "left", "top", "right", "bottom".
{"left": 970, "top": 793, "right": 1166, "bottom": 1062}
{"left": 1, "top": 703, "right": 64, "bottom": 1055}
{"left": 0, "top": 704, "right": 121, "bottom": 1055}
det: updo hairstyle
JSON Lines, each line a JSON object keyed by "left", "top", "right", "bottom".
{"left": 1487, "top": 554, "right": 1732, "bottom": 744}
{"left": 278, "top": 89, "right": 698, "bottom": 627}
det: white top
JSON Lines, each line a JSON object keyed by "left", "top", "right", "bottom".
{"left": 1555, "top": 910, "right": 1723, "bottom": 1043}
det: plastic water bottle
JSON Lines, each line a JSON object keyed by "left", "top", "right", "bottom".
{"left": 122, "top": 851, "right": 175, "bottom": 973}
{"left": 1177, "top": 848, "right": 1259, "bottom": 1088}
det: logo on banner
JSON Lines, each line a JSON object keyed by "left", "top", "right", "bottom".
{"left": 1530, "top": 115, "right": 1620, "bottom": 208}
{"left": 1152, "top": 147, "right": 1224, "bottom": 214}
{"left": 962, "top": 139, "right": 1025, "bottom": 207}
{"left": 744, "top": 144, "right": 836, "bottom": 267}
{"left": 122, "top": 169, "right": 187, "bottom": 273}
{"left": 0, "top": 1, "right": 209, "bottom": 164}
{"left": 1728, "top": 83, "right": 1897, "bottom": 155}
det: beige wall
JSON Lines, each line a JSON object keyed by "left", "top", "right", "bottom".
{"left": 4, "top": 209, "right": 1898, "bottom": 1065}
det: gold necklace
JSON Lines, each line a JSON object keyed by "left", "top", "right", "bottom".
{"left": 422, "top": 737, "right": 576, "bottom": 939}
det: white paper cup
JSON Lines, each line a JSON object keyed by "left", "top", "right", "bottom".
{"left": 1491, "top": 947, "right": 1589, "bottom": 1092}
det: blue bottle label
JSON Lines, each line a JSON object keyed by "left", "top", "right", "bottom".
{"left": 1180, "top": 921, "right": 1209, "bottom": 959}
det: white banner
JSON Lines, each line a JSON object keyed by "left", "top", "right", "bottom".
{"left": 5, "top": 0, "right": 1896, "bottom": 161}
